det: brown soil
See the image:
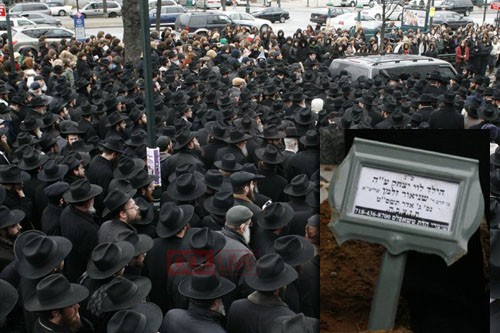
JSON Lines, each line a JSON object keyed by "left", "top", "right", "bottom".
{"left": 320, "top": 199, "right": 413, "bottom": 333}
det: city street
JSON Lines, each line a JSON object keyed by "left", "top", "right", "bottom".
{"left": 59, "top": 0, "right": 499, "bottom": 39}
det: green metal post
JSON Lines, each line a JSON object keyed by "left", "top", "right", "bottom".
{"left": 368, "top": 251, "right": 408, "bottom": 330}
{"left": 5, "top": 4, "right": 14, "bottom": 73}
{"left": 139, "top": 0, "right": 157, "bottom": 148}
{"left": 246, "top": 0, "right": 249, "bottom": 13}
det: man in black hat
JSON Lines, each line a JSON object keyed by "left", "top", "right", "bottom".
{"left": 143, "top": 202, "right": 194, "bottom": 313}
{"left": 227, "top": 253, "right": 298, "bottom": 333}
{"left": 255, "top": 144, "right": 288, "bottom": 203}
{"left": 202, "top": 121, "right": 228, "bottom": 171}
{"left": 77, "top": 101, "right": 98, "bottom": 142}
{"left": 24, "top": 273, "right": 89, "bottom": 333}
{"left": 215, "top": 205, "right": 256, "bottom": 308}
{"left": 428, "top": 91, "right": 464, "bottom": 129}
{"left": 214, "top": 153, "right": 242, "bottom": 184}
{"left": 161, "top": 263, "right": 235, "bottom": 333}
{"left": 62, "top": 154, "right": 86, "bottom": 185}
{"left": 216, "top": 126, "right": 253, "bottom": 165}
{"left": 0, "top": 205, "right": 24, "bottom": 271}
{"left": 107, "top": 303, "right": 162, "bottom": 333}
{"left": 415, "top": 93, "right": 436, "bottom": 123}
{"left": 202, "top": 190, "right": 234, "bottom": 231}
{"left": 60, "top": 179, "right": 103, "bottom": 282}
{"left": 98, "top": 188, "right": 140, "bottom": 243}
{"left": 287, "top": 130, "right": 319, "bottom": 181}
{"left": 163, "top": 128, "right": 206, "bottom": 184}
{"left": 0, "top": 165, "right": 33, "bottom": 230}
{"left": 41, "top": 181, "right": 69, "bottom": 236}
{"left": 230, "top": 171, "right": 263, "bottom": 219}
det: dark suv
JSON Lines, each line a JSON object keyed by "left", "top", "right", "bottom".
{"left": 175, "top": 12, "right": 234, "bottom": 38}
{"left": 435, "top": 0, "right": 474, "bottom": 16}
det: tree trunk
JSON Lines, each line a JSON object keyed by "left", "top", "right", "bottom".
{"left": 122, "top": 0, "right": 143, "bottom": 63}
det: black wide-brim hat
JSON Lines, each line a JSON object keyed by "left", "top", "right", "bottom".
{"left": 107, "top": 302, "right": 162, "bottom": 333}
{"left": 19, "top": 117, "right": 44, "bottom": 132}
{"left": 174, "top": 129, "right": 198, "bottom": 150}
{"left": 102, "top": 188, "right": 137, "bottom": 218}
{"left": 0, "top": 206, "right": 25, "bottom": 229}
{"left": 299, "top": 130, "right": 319, "bottom": 147}
{"left": 245, "top": 253, "right": 298, "bottom": 292}
{"left": 100, "top": 136, "right": 125, "bottom": 154}
{"left": 37, "top": 161, "right": 68, "bottom": 182}
{"left": 100, "top": 276, "right": 152, "bottom": 312}
{"left": 224, "top": 128, "right": 252, "bottom": 144}
{"left": 15, "top": 231, "right": 72, "bottom": 279}
{"left": 63, "top": 179, "right": 103, "bottom": 203}
{"left": 492, "top": 170, "right": 500, "bottom": 197}
{"left": 478, "top": 104, "right": 499, "bottom": 122}
{"left": 205, "top": 121, "right": 228, "bottom": 141}
{"left": 113, "top": 157, "right": 145, "bottom": 180}
{"left": 270, "top": 235, "right": 314, "bottom": 267}
{"left": 168, "top": 169, "right": 204, "bottom": 184}
{"left": 135, "top": 197, "right": 154, "bottom": 225}
{"left": 0, "top": 165, "right": 31, "bottom": 184}
{"left": 24, "top": 273, "right": 89, "bottom": 312}
{"left": 157, "top": 202, "right": 195, "bottom": 238}
{"left": 492, "top": 148, "right": 500, "bottom": 167}
{"left": 130, "top": 170, "right": 157, "bottom": 190}
{"left": 284, "top": 174, "right": 313, "bottom": 197}
{"left": 167, "top": 173, "right": 207, "bottom": 202}
{"left": 271, "top": 313, "right": 319, "bottom": 333}
{"left": 184, "top": 227, "right": 226, "bottom": 256}
{"left": 257, "top": 202, "right": 295, "bottom": 230}
{"left": 214, "top": 154, "right": 243, "bottom": 172}
{"left": 203, "top": 191, "right": 234, "bottom": 217}
{"left": 255, "top": 145, "right": 284, "bottom": 165}
{"left": 18, "top": 151, "right": 49, "bottom": 171}
{"left": 106, "top": 112, "right": 128, "bottom": 128}
{"left": 87, "top": 241, "right": 135, "bottom": 280}
{"left": 0, "top": 279, "right": 18, "bottom": 321}
{"left": 178, "top": 264, "right": 235, "bottom": 300}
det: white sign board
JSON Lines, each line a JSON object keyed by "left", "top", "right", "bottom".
{"left": 353, "top": 167, "right": 459, "bottom": 232}
{"left": 146, "top": 147, "right": 161, "bottom": 186}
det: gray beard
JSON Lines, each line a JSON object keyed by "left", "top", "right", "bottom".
{"left": 88, "top": 205, "right": 96, "bottom": 215}
{"left": 240, "top": 146, "right": 248, "bottom": 157}
{"left": 214, "top": 300, "right": 226, "bottom": 316}
{"left": 243, "top": 226, "right": 251, "bottom": 244}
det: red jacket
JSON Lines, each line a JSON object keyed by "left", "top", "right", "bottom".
{"left": 456, "top": 45, "right": 469, "bottom": 64}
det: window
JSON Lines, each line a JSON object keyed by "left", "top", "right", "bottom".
{"left": 22, "top": 29, "right": 48, "bottom": 38}
{"left": 190, "top": 16, "right": 205, "bottom": 25}
{"left": 45, "top": 28, "right": 73, "bottom": 38}
{"left": 18, "top": 19, "right": 35, "bottom": 26}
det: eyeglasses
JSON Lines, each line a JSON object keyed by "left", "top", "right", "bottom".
{"left": 124, "top": 205, "right": 139, "bottom": 211}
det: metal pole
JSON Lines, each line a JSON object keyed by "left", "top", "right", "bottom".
{"left": 5, "top": 5, "right": 14, "bottom": 74}
{"left": 483, "top": 1, "right": 488, "bottom": 23}
{"left": 246, "top": 0, "right": 249, "bottom": 13}
{"left": 140, "top": 0, "right": 156, "bottom": 148}
{"left": 368, "top": 251, "right": 407, "bottom": 330}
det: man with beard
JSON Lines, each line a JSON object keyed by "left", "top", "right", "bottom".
{"left": 230, "top": 171, "right": 263, "bottom": 223}
{"left": 227, "top": 254, "right": 298, "bottom": 333}
{"left": 127, "top": 107, "right": 147, "bottom": 137}
{"left": 41, "top": 182, "right": 69, "bottom": 236}
{"left": 24, "top": 273, "right": 89, "bottom": 333}
{"left": 216, "top": 126, "right": 252, "bottom": 165}
{"left": 0, "top": 165, "right": 33, "bottom": 230}
{"left": 60, "top": 179, "right": 103, "bottom": 282}
{"left": 98, "top": 188, "right": 140, "bottom": 243}
{"left": 160, "top": 263, "right": 235, "bottom": 333}
{"left": 105, "top": 111, "right": 129, "bottom": 141}
{"left": 163, "top": 127, "right": 206, "bottom": 182}
{"left": 0, "top": 205, "right": 25, "bottom": 271}
{"left": 215, "top": 206, "right": 256, "bottom": 309}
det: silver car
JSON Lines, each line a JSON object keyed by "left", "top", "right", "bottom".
{"left": 11, "top": 26, "right": 75, "bottom": 53}
{"left": 71, "top": 1, "right": 122, "bottom": 18}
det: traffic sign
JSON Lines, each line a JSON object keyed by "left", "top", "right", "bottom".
{"left": 429, "top": 6, "right": 435, "bottom": 17}
{"left": 0, "top": 4, "right": 6, "bottom": 17}
{"left": 73, "top": 12, "right": 86, "bottom": 42}
{"left": 491, "top": 2, "right": 500, "bottom": 9}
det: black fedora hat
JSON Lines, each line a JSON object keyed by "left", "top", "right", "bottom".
{"left": 167, "top": 173, "right": 207, "bottom": 202}
{"left": 135, "top": 197, "right": 154, "bottom": 225}
{"left": 29, "top": 96, "right": 49, "bottom": 107}
{"left": 87, "top": 241, "right": 135, "bottom": 279}
{"left": 479, "top": 103, "right": 498, "bottom": 122}
{"left": 299, "top": 130, "right": 319, "bottom": 147}
{"left": 71, "top": 140, "right": 94, "bottom": 153}
{"left": 130, "top": 169, "right": 157, "bottom": 189}
{"left": 60, "top": 125, "right": 84, "bottom": 137}
{"left": 230, "top": 171, "right": 264, "bottom": 187}
{"left": 24, "top": 273, "right": 88, "bottom": 312}
{"left": 114, "top": 156, "right": 145, "bottom": 180}
{"left": 245, "top": 253, "right": 298, "bottom": 291}
{"left": 203, "top": 191, "right": 234, "bottom": 217}
{"left": 100, "top": 276, "right": 152, "bottom": 312}
{"left": 14, "top": 231, "right": 72, "bottom": 279}
{"left": 0, "top": 205, "right": 25, "bottom": 229}
{"left": 205, "top": 121, "right": 228, "bottom": 141}
{"left": 19, "top": 116, "right": 44, "bottom": 132}
{"left": 125, "top": 131, "right": 147, "bottom": 147}
{"left": 0, "top": 279, "right": 18, "bottom": 321}
{"left": 257, "top": 202, "right": 294, "bottom": 230}
{"left": 225, "top": 126, "right": 252, "bottom": 144}
{"left": 75, "top": 77, "right": 90, "bottom": 90}
{"left": 168, "top": 163, "right": 204, "bottom": 183}
{"left": 204, "top": 169, "right": 228, "bottom": 192}
{"left": 0, "top": 165, "right": 31, "bottom": 184}
{"left": 41, "top": 112, "right": 59, "bottom": 129}
{"left": 37, "top": 159, "right": 68, "bottom": 182}
{"left": 271, "top": 235, "right": 314, "bottom": 267}
{"left": 492, "top": 147, "right": 500, "bottom": 167}
{"left": 178, "top": 263, "right": 235, "bottom": 300}
{"left": 12, "top": 132, "right": 39, "bottom": 148}
{"left": 63, "top": 178, "right": 103, "bottom": 203}
{"left": 214, "top": 153, "right": 242, "bottom": 172}
{"left": 380, "top": 96, "right": 397, "bottom": 113}
{"left": 116, "top": 230, "right": 153, "bottom": 256}
{"left": 107, "top": 302, "right": 162, "bottom": 333}
{"left": 38, "top": 133, "right": 57, "bottom": 152}
{"left": 106, "top": 111, "right": 128, "bottom": 127}
{"left": 18, "top": 148, "right": 49, "bottom": 171}
{"left": 294, "top": 108, "right": 317, "bottom": 125}
{"left": 255, "top": 145, "right": 284, "bottom": 165}
{"left": 492, "top": 169, "right": 500, "bottom": 196}
{"left": 157, "top": 202, "right": 194, "bottom": 238}
{"left": 101, "top": 136, "right": 125, "bottom": 154}
{"left": 79, "top": 100, "right": 98, "bottom": 116}
{"left": 174, "top": 128, "right": 198, "bottom": 150}
{"left": 102, "top": 188, "right": 137, "bottom": 218}
{"left": 259, "top": 125, "right": 285, "bottom": 140}
{"left": 271, "top": 313, "right": 319, "bottom": 333}
{"left": 184, "top": 227, "right": 226, "bottom": 256}
{"left": 285, "top": 126, "right": 300, "bottom": 138}
{"left": 284, "top": 174, "right": 313, "bottom": 197}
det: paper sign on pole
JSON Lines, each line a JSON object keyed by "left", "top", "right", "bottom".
{"left": 146, "top": 147, "right": 161, "bottom": 187}
{"left": 73, "top": 12, "right": 86, "bottom": 42}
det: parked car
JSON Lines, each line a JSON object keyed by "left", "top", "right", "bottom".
{"left": 149, "top": 5, "right": 186, "bottom": 27}
{"left": 329, "top": 54, "right": 457, "bottom": 80}
{"left": 435, "top": 0, "right": 474, "bottom": 16}
{"left": 148, "top": 0, "right": 178, "bottom": 9}
{"left": 328, "top": 12, "right": 381, "bottom": 30}
{"left": 175, "top": 11, "right": 234, "bottom": 37}
{"left": 20, "top": 12, "right": 62, "bottom": 26}
{"left": 194, "top": 0, "right": 220, "bottom": 9}
{"left": 0, "top": 16, "right": 36, "bottom": 31}
{"left": 70, "top": 1, "right": 122, "bottom": 18}
{"left": 9, "top": 2, "right": 51, "bottom": 15}
{"left": 341, "top": 0, "right": 375, "bottom": 7}
{"left": 361, "top": 4, "right": 403, "bottom": 20}
{"left": 250, "top": 7, "right": 289, "bottom": 23}
{"left": 310, "top": 7, "right": 351, "bottom": 25}
{"left": 431, "top": 10, "right": 473, "bottom": 29}
{"left": 46, "top": 1, "right": 73, "bottom": 16}
{"left": 11, "top": 26, "right": 74, "bottom": 52}
{"left": 225, "top": 11, "right": 273, "bottom": 32}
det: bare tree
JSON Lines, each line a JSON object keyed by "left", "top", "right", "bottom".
{"left": 379, "top": 0, "right": 402, "bottom": 53}
{"left": 122, "top": 0, "right": 143, "bottom": 62}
